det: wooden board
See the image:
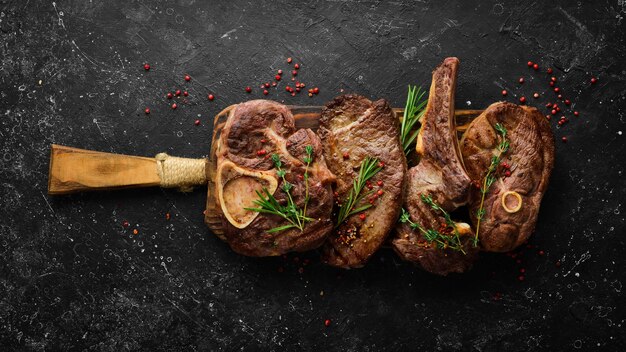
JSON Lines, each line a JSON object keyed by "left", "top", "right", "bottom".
{"left": 204, "top": 105, "right": 483, "bottom": 235}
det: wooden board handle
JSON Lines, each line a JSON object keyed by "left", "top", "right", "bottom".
{"left": 48, "top": 145, "right": 207, "bottom": 195}
{"left": 48, "top": 145, "right": 161, "bottom": 195}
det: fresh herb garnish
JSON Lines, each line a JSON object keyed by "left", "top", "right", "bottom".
{"left": 399, "top": 206, "right": 465, "bottom": 253}
{"left": 400, "top": 85, "right": 427, "bottom": 157}
{"left": 335, "top": 156, "right": 383, "bottom": 227}
{"left": 473, "top": 123, "right": 510, "bottom": 247}
{"left": 246, "top": 149, "right": 315, "bottom": 233}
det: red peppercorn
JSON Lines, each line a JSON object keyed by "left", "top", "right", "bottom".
{"left": 519, "top": 96, "right": 526, "bottom": 104}
{"left": 194, "top": 119, "right": 200, "bottom": 126}
{"left": 377, "top": 180, "right": 383, "bottom": 186}
{"left": 175, "top": 90, "right": 181, "bottom": 96}
{"left": 546, "top": 103, "right": 553, "bottom": 108}
{"left": 591, "top": 77, "right": 597, "bottom": 84}
{"left": 554, "top": 87, "right": 560, "bottom": 93}
{"left": 292, "top": 70, "right": 297, "bottom": 76}
{"left": 275, "top": 74, "right": 281, "bottom": 81}
{"left": 533, "top": 63, "right": 539, "bottom": 70}
{"left": 549, "top": 81, "right": 555, "bottom": 87}
{"left": 342, "top": 152, "right": 349, "bottom": 159}
{"left": 557, "top": 94, "right": 563, "bottom": 100}
{"left": 167, "top": 92, "right": 173, "bottom": 99}
{"left": 518, "top": 77, "right": 524, "bottom": 84}
{"left": 533, "top": 93, "right": 539, "bottom": 99}
{"left": 285, "top": 86, "right": 292, "bottom": 92}
{"left": 291, "top": 92, "right": 296, "bottom": 97}
{"left": 144, "top": 108, "right": 150, "bottom": 114}
{"left": 378, "top": 161, "right": 385, "bottom": 168}
{"left": 278, "top": 69, "right": 283, "bottom": 75}
{"left": 324, "top": 319, "right": 331, "bottom": 327}
{"left": 122, "top": 220, "right": 129, "bottom": 228}
{"left": 501, "top": 90, "right": 507, "bottom": 96}
{"left": 547, "top": 68, "right": 553, "bottom": 74}
{"left": 264, "top": 82, "right": 270, "bottom": 88}
{"left": 539, "top": 250, "right": 545, "bottom": 255}
{"left": 294, "top": 63, "right": 300, "bottom": 69}
{"left": 171, "top": 103, "right": 177, "bottom": 109}
{"left": 183, "top": 91, "right": 189, "bottom": 97}
{"left": 504, "top": 170, "right": 511, "bottom": 177}
{"left": 287, "top": 57, "right": 292, "bottom": 63}
{"left": 184, "top": 75, "right": 191, "bottom": 81}
{"left": 208, "top": 94, "right": 215, "bottom": 101}
{"left": 263, "top": 89, "right": 269, "bottom": 95}
{"left": 561, "top": 137, "right": 567, "bottom": 143}
{"left": 518, "top": 275, "right": 525, "bottom": 281}
{"left": 143, "top": 63, "right": 150, "bottom": 71}
{"left": 565, "top": 99, "right": 571, "bottom": 105}
{"left": 574, "top": 111, "right": 579, "bottom": 116}
{"left": 377, "top": 189, "right": 384, "bottom": 196}
{"left": 527, "top": 61, "right": 533, "bottom": 67}
{"left": 295, "top": 87, "right": 301, "bottom": 92}
{"left": 358, "top": 213, "right": 366, "bottom": 221}
{"left": 245, "top": 86, "right": 252, "bottom": 93}
{"left": 313, "top": 87, "right": 319, "bottom": 94}
{"left": 551, "top": 77, "right": 557, "bottom": 82}
{"left": 551, "top": 109, "right": 557, "bottom": 115}
{"left": 520, "top": 268, "right": 526, "bottom": 273}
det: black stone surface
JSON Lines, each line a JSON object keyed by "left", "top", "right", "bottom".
{"left": 1, "top": 0, "right": 625, "bottom": 350}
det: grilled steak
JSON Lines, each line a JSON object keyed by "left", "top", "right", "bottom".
{"left": 392, "top": 57, "right": 478, "bottom": 276}
{"left": 318, "top": 94, "right": 407, "bottom": 268}
{"left": 460, "top": 102, "right": 555, "bottom": 252}
{"left": 215, "top": 100, "right": 336, "bottom": 256}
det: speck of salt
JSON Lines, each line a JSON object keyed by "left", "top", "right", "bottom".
{"left": 466, "top": 100, "right": 472, "bottom": 106}
{"left": 618, "top": 131, "right": 622, "bottom": 135}
{"left": 575, "top": 272, "right": 580, "bottom": 277}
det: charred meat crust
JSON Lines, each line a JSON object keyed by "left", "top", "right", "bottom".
{"left": 319, "top": 94, "right": 407, "bottom": 268}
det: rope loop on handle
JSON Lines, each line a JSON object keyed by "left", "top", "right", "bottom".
{"left": 155, "top": 153, "right": 207, "bottom": 192}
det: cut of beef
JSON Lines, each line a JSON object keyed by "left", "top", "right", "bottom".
{"left": 392, "top": 57, "right": 479, "bottom": 276}
{"left": 318, "top": 94, "right": 407, "bottom": 268}
{"left": 460, "top": 102, "right": 555, "bottom": 252}
{"left": 215, "top": 100, "right": 336, "bottom": 256}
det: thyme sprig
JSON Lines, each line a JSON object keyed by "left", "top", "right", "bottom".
{"left": 399, "top": 85, "right": 427, "bottom": 157}
{"left": 399, "top": 207, "right": 465, "bottom": 253}
{"left": 246, "top": 149, "right": 315, "bottom": 233}
{"left": 473, "top": 123, "right": 510, "bottom": 247}
{"left": 335, "top": 156, "right": 383, "bottom": 227}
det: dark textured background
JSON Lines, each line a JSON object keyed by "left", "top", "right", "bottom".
{"left": 1, "top": 0, "right": 625, "bottom": 351}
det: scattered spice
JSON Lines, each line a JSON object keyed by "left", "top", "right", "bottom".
{"left": 208, "top": 94, "right": 215, "bottom": 101}
{"left": 195, "top": 119, "right": 200, "bottom": 126}
{"left": 143, "top": 63, "right": 150, "bottom": 71}
{"left": 132, "top": 229, "right": 138, "bottom": 235}
{"left": 287, "top": 57, "right": 292, "bottom": 63}
{"left": 122, "top": 220, "right": 129, "bottom": 228}
{"left": 183, "top": 91, "right": 189, "bottom": 97}
{"left": 590, "top": 77, "right": 597, "bottom": 84}
{"left": 533, "top": 63, "right": 539, "bottom": 70}
{"left": 519, "top": 96, "right": 526, "bottom": 104}
{"left": 501, "top": 90, "right": 508, "bottom": 96}
{"left": 165, "top": 213, "right": 171, "bottom": 220}
{"left": 554, "top": 87, "right": 560, "bottom": 93}
{"left": 533, "top": 93, "right": 539, "bottom": 99}
{"left": 324, "top": 319, "right": 331, "bottom": 327}
{"left": 527, "top": 61, "right": 533, "bottom": 67}
{"left": 518, "top": 77, "right": 524, "bottom": 84}
{"left": 263, "top": 89, "right": 269, "bottom": 95}
{"left": 245, "top": 86, "right": 252, "bottom": 93}
{"left": 171, "top": 103, "right": 177, "bottom": 109}
{"left": 547, "top": 68, "right": 553, "bottom": 74}
{"left": 175, "top": 90, "right": 181, "bottom": 96}
{"left": 167, "top": 92, "right": 173, "bottom": 99}
{"left": 294, "top": 63, "right": 300, "bottom": 69}
{"left": 144, "top": 108, "right": 150, "bottom": 114}
{"left": 184, "top": 74, "right": 191, "bottom": 82}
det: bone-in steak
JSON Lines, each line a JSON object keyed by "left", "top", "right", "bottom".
{"left": 215, "top": 100, "right": 336, "bottom": 256}
{"left": 318, "top": 95, "right": 407, "bottom": 268}
{"left": 392, "top": 57, "right": 478, "bottom": 276}
{"left": 460, "top": 102, "right": 555, "bottom": 252}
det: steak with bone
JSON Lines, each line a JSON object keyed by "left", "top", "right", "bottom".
{"left": 318, "top": 94, "right": 407, "bottom": 268}
{"left": 392, "top": 57, "right": 479, "bottom": 276}
{"left": 460, "top": 102, "right": 555, "bottom": 252}
{"left": 215, "top": 100, "right": 336, "bottom": 256}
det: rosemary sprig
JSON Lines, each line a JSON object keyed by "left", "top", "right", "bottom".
{"left": 335, "top": 156, "right": 383, "bottom": 227}
{"left": 246, "top": 150, "right": 315, "bottom": 233}
{"left": 399, "top": 208, "right": 465, "bottom": 252}
{"left": 399, "top": 85, "right": 427, "bottom": 157}
{"left": 473, "top": 123, "right": 510, "bottom": 247}
{"left": 421, "top": 194, "right": 465, "bottom": 254}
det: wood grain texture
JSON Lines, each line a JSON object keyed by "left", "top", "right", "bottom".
{"left": 48, "top": 144, "right": 161, "bottom": 195}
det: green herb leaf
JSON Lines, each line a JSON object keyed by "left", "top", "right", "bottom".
{"left": 335, "top": 156, "right": 383, "bottom": 227}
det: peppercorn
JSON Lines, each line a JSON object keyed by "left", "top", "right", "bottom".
{"left": 144, "top": 108, "right": 150, "bottom": 114}
{"left": 324, "top": 319, "right": 331, "bottom": 327}
{"left": 519, "top": 96, "right": 526, "bottom": 104}
{"left": 143, "top": 63, "right": 150, "bottom": 71}
{"left": 358, "top": 213, "right": 366, "bottom": 221}
{"left": 501, "top": 90, "right": 507, "bottom": 96}
{"left": 292, "top": 70, "right": 297, "bottom": 76}
{"left": 275, "top": 75, "right": 281, "bottom": 81}
{"left": 574, "top": 111, "right": 579, "bottom": 116}
{"left": 167, "top": 92, "right": 173, "bottom": 99}
{"left": 184, "top": 75, "right": 191, "bottom": 81}
{"left": 591, "top": 77, "right": 597, "bottom": 84}
{"left": 565, "top": 99, "right": 571, "bottom": 105}
{"left": 183, "top": 91, "right": 188, "bottom": 97}
{"left": 287, "top": 57, "right": 292, "bottom": 63}
{"left": 518, "top": 77, "right": 524, "bottom": 84}
{"left": 527, "top": 61, "right": 533, "bottom": 67}
{"left": 294, "top": 63, "right": 300, "bottom": 69}
{"left": 547, "top": 68, "right": 553, "bottom": 74}
{"left": 194, "top": 119, "right": 200, "bottom": 126}
{"left": 554, "top": 87, "right": 560, "bottom": 93}
{"left": 171, "top": 103, "right": 177, "bottom": 109}
{"left": 208, "top": 94, "right": 215, "bottom": 101}
{"left": 533, "top": 63, "right": 539, "bottom": 70}
{"left": 533, "top": 93, "right": 539, "bottom": 99}
{"left": 245, "top": 86, "right": 252, "bottom": 93}
{"left": 175, "top": 90, "right": 181, "bottom": 96}
{"left": 263, "top": 89, "right": 269, "bottom": 95}
{"left": 561, "top": 137, "right": 567, "bottom": 143}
